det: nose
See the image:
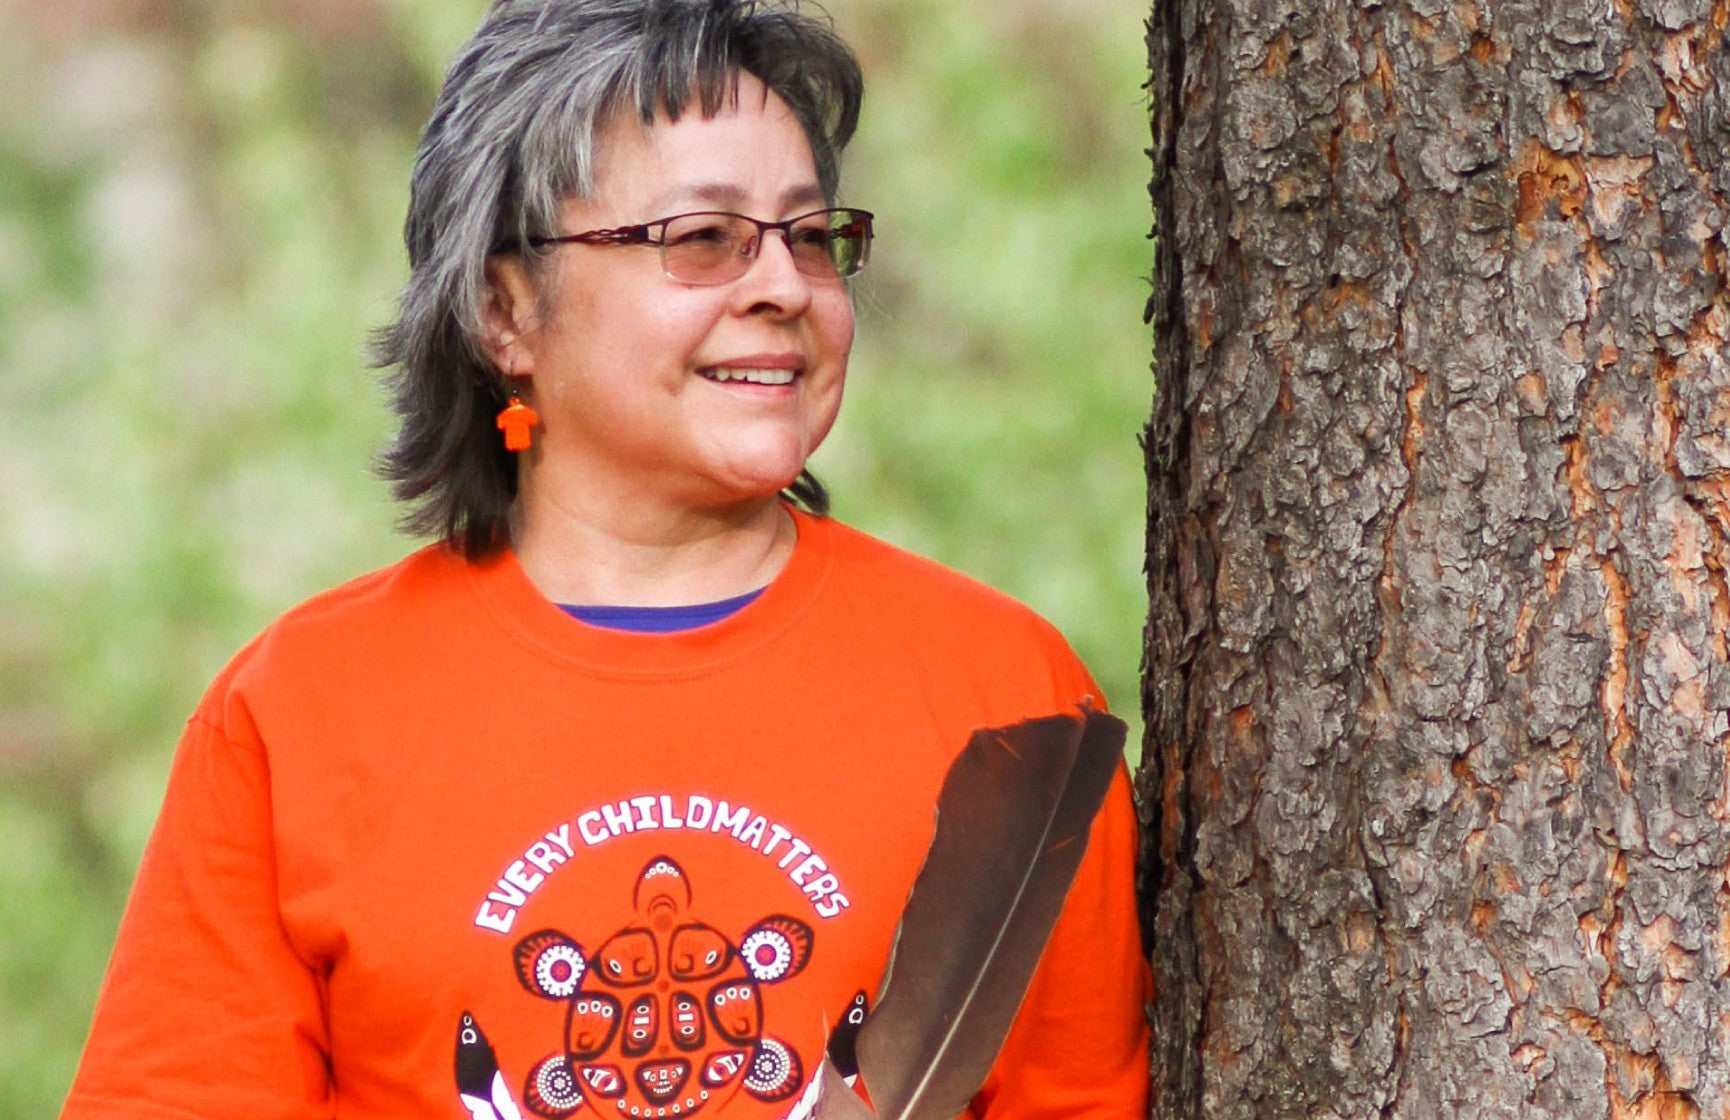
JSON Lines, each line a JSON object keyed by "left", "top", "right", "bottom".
{"left": 732, "top": 228, "right": 813, "bottom": 317}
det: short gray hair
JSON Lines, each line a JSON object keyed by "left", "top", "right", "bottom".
{"left": 374, "top": 0, "right": 863, "bottom": 557}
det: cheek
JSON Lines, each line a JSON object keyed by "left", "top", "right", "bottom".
{"left": 807, "top": 316, "right": 851, "bottom": 446}
{"left": 818, "top": 293, "right": 857, "bottom": 362}
{"left": 571, "top": 294, "right": 718, "bottom": 381}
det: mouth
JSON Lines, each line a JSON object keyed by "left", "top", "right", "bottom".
{"left": 698, "top": 367, "right": 798, "bottom": 386}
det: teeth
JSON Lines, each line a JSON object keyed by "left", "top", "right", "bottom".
{"left": 704, "top": 368, "right": 795, "bottom": 385}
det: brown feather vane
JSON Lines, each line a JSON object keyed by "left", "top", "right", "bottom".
{"left": 811, "top": 706, "right": 1126, "bottom": 1120}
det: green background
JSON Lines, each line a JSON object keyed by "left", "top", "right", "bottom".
{"left": 0, "top": 1, "right": 1152, "bottom": 1112}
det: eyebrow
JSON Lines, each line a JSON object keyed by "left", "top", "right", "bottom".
{"left": 654, "top": 181, "right": 829, "bottom": 215}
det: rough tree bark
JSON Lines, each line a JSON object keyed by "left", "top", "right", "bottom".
{"left": 1139, "top": 1, "right": 1730, "bottom": 1117}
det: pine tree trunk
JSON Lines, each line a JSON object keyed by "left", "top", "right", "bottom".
{"left": 1140, "top": 1, "right": 1730, "bottom": 1117}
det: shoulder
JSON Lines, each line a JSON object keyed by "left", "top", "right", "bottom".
{"left": 811, "top": 514, "right": 1055, "bottom": 620}
{"left": 260, "top": 543, "right": 469, "bottom": 646}
{"left": 195, "top": 545, "right": 469, "bottom": 719}
{"left": 801, "top": 514, "right": 1098, "bottom": 697}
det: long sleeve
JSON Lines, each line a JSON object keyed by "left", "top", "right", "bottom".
{"left": 61, "top": 693, "right": 334, "bottom": 1120}
{"left": 970, "top": 764, "right": 1151, "bottom": 1119}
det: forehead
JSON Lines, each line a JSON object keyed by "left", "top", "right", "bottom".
{"left": 584, "top": 74, "right": 822, "bottom": 216}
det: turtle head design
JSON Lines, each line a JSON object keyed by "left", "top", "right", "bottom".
{"left": 634, "top": 857, "right": 693, "bottom": 924}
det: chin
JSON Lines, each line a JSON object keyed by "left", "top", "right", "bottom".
{"left": 701, "top": 439, "right": 821, "bottom": 501}
{"left": 729, "top": 467, "right": 808, "bottom": 502}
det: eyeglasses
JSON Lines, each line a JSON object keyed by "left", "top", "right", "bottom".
{"left": 527, "top": 207, "right": 874, "bottom": 286}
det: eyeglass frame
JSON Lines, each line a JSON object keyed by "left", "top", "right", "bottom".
{"left": 520, "top": 206, "right": 875, "bottom": 285}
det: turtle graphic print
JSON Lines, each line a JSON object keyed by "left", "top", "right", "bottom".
{"left": 465, "top": 854, "right": 815, "bottom": 1119}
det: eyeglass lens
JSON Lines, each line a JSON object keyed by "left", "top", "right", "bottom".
{"left": 659, "top": 210, "right": 872, "bottom": 284}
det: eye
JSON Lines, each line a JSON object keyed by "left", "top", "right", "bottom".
{"left": 788, "top": 223, "right": 832, "bottom": 250}
{"left": 663, "top": 217, "right": 736, "bottom": 247}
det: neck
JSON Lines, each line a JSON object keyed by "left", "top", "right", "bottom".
{"left": 508, "top": 478, "right": 796, "bottom": 607}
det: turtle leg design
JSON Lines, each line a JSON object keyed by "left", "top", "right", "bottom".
{"left": 742, "top": 1035, "right": 803, "bottom": 1103}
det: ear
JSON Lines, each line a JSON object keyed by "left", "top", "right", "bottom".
{"left": 482, "top": 254, "right": 542, "bottom": 378}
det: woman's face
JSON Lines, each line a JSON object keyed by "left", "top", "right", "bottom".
{"left": 495, "top": 74, "right": 855, "bottom": 517}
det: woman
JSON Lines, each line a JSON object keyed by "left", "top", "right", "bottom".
{"left": 62, "top": 2, "right": 1149, "bottom": 1118}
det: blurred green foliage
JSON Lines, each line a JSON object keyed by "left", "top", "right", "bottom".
{"left": 0, "top": 1, "right": 1151, "bottom": 1113}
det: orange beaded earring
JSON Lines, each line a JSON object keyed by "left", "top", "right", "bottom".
{"left": 495, "top": 362, "right": 537, "bottom": 452}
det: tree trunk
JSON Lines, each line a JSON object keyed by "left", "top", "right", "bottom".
{"left": 1139, "top": 1, "right": 1730, "bottom": 1117}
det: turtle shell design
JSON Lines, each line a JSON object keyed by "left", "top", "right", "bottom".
{"left": 514, "top": 855, "right": 814, "bottom": 1119}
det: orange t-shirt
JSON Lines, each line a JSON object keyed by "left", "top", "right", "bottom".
{"left": 63, "top": 512, "right": 1149, "bottom": 1120}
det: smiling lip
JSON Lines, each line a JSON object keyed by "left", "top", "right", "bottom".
{"left": 698, "top": 354, "right": 803, "bottom": 386}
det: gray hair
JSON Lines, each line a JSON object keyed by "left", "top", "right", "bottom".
{"left": 374, "top": 0, "right": 863, "bottom": 556}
